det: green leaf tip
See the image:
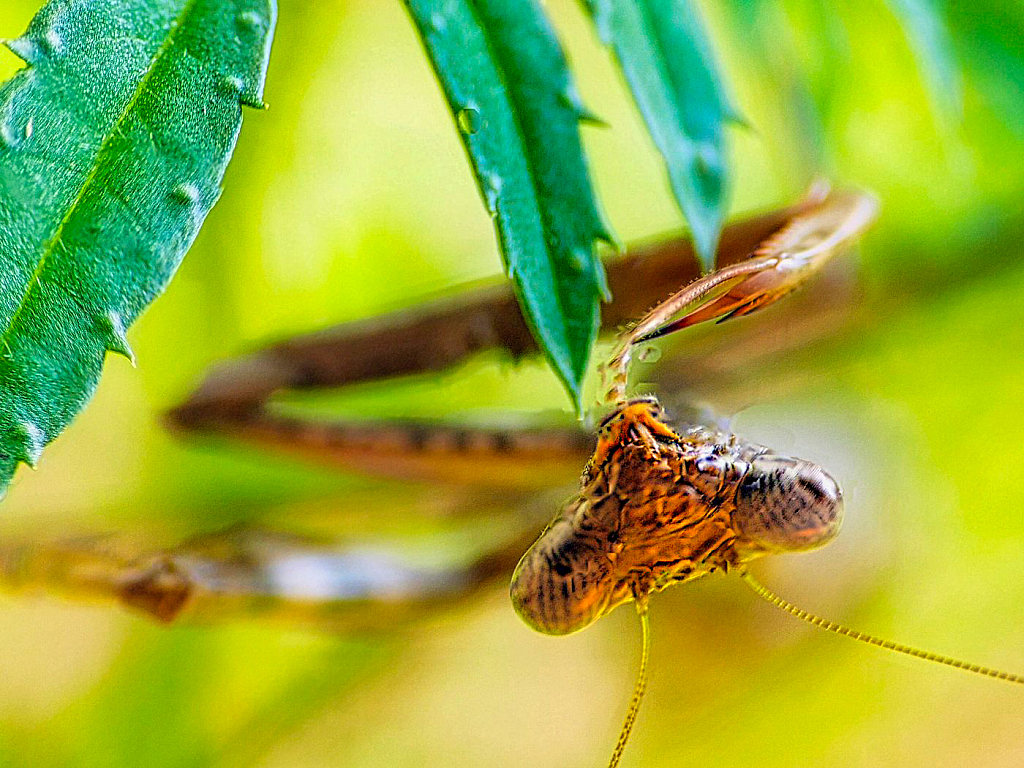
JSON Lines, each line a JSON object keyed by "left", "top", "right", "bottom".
{"left": 585, "top": 0, "right": 734, "bottom": 272}
{"left": 406, "top": 0, "right": 613, "bottom": 410}
{"left": 0, "top": 0, "right": 277, "bottom": 497}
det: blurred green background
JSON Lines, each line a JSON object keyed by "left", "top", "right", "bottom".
{"left": 1, "top": 0, "right": 1023, "bottom": 765}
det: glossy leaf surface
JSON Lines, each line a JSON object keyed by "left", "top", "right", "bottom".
{"left": 0, "top": 0, "right": 276, "bottom": 495}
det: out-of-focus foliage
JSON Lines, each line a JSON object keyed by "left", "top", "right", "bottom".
{"left": 0, "top": 0, "right": 1022, "bottom": 767}
{"left": 0, "top": 0, "right": 275, "bottom": 496}
{"left": 943, "top": 0, "right": 1024, "bottom": 138}
{"left": 884, "top": 0, "right": 962, "bottom": 118}
{"left": 404, "top": 0, "right": 611, "bottom": 411}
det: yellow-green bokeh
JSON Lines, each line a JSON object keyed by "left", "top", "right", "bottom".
{"left": 0, "top": 1, "right": 1022, "bottom": 766}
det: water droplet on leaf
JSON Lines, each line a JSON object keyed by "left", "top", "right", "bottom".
{"left": 693, "top": 141, "right": 722, "bottom": 199}
{"left": 483, "top": 172, "right": 502, "bottom": 211}
{"left": 237, "top": 11, "right": 264, "bottom": 33}
{"left": 43, "top": 28, "right": 64, "bottom": 55}
{"left": 171, "top": 183, "right": 201, "bottom": 205}
{"left": 638, "top": 345, "right": 661, "bottom": 363}
{"left": 224, "top": 75, "right": 246, "bottom": 94}
{"left": 17, "top": 421, "right": 45, "bottom": 468}
{"left": 457, "top": 107, "right": 481, "bottom": 135}
{"left": 568, "top": 248, "right": 590, "bottom": 272}
{"left": 0, "top": 121, "right": 20, "bottom": 148}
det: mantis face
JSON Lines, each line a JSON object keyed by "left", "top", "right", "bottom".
{"left": 511, "top": 188, "right": 1022, "bottom": 768}
{"left": 511, "top": 398, "right": 844, "bottom": 635}
{"left": 514, "top": 186, "right": 872, "bottom": 637}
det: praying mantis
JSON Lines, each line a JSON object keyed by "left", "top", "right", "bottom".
{"left": 1, "top": 183, "right": 1020, "bottom": 766}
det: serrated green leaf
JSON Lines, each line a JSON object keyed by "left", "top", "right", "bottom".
{"left": 585, "top": 0, "right": 733, "bottom": 272}
{"left": 886, "top": 0, "right": 963, "bottom": 119}
{"left": 0, "top": 0, "right": 276, "bottom": 496}
{"left": 404, "top": 0, "right": 611, "bottom": 412}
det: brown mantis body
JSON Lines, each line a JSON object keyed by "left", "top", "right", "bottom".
{"left": 0, "top": 191, "right": 812, "bottom": 624}
{"left": 507, "top": 186, "right": 1023, "bottom": 765}
{"left": 2, "top": 185, "right": 1020, "bottom": 767}
{"left": 513, "top": 186, "right": 873, "bottom": 640}
{"left": 511, "top": 398, "right": 843, "bottom": 636}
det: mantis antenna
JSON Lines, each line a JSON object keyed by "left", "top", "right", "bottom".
{"left": 604, "top": 573, "right": 1022, "bottom": 768}
{"left": 608, "top": 604, "right": 651, "bottom": 768}
{"left": 740, "top": 570, "right": 1024, "bottom": 685}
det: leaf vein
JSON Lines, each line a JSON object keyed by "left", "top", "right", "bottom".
{"left": 0, "top": 0, "right": 201, "bottom": 351}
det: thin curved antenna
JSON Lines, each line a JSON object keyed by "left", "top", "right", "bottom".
{"left": 608, "top": 605, "right": 652, "bottom": 768}
{"left": 740, "top": 570, "right": 1024, "bottom": 685}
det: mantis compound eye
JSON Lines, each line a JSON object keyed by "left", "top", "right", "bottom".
{"left": 731, "top": 455, "right": 843, "bottom": 555}
{"left": 510, "top": 516, "right": 614, "bottom": 636}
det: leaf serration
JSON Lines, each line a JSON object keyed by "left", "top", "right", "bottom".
{"left": 15, "top": 421, "right": 45, "bottom": 469}
{"left": 0, "top": 0, "right": 277, "bottom": 497}
{"left": 3, "top": 36, "right": 42, "bottom": 65}
{"left": 100, "top": 311, "right": 136, "bottom": 366}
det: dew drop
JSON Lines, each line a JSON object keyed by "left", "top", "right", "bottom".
{"left": 237, "top": 10, "right": 264, "bottom": 32}
{"left": 483, "top": 172, "right": 502, "bottom": 211}
{"left": 638, "top": 345, "right": 662, "bottom": 363}
{"left": 23, "top": 117, "right": 33, "bottom": 140}
{"left": 692, "top": 141, "right": 722, "bottom": 197}
{"left": 18, "top": 421, "right": 45, "bottom": 468}
{"left": 171, "top": 182, "right": 201, "bottom": 205}
{"left": 568, "top": 248, "right": 590, "bottom": 272}
{"left": 43, "top": 27, "right": 64, "bottom": 55}
{"left": 224, "top": 75, "right": 245, "bottom": 95}
{"left": 0, "top": 121, "right": 19, "bottom": 148}
{"left": 457, "top": 106, "right": 481, "bottom": 135}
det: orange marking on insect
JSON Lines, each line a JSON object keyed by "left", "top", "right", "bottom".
{"left": 511, "top": 397, "right": 843, "bottom": 635}
{"left": 514, "top": 186, "right": 1023, "bottom": 768}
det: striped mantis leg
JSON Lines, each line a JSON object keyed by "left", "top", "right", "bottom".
{"left": 508, "top": 187, "right": 1024, "bottom": 767}
{"left": 0, "top": 193, "right": 848, "bottom": 628}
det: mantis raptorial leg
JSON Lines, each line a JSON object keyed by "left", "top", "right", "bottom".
{"left": 166, "top": 201, "right": 805, "bottom": 428}
{"left": 157, "top": 198, "right": 821, "bottom": 492}
{"left": 0, "top": 197, "right": 852, "bottom": 628}
{"left": 0, "top": 494, "right": 559, "bottom": 627}
{"left": 603, "top": 187, "right": 879, "bottom": 405}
